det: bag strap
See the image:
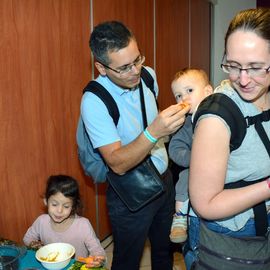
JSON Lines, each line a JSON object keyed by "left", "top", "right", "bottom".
{"left": 141, "top": 66, "right": 155, "bottom": 97}
{"left": 141, "top": 66, "right": 158, "bottom": 109}
{"left": 139, "top": 81, "right": 148, "bottom": 129}
{"left": 83, "top": 80, "right": 120, "bottom": 126}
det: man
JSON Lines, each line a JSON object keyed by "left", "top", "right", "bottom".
{"left": 81, "top": 21, "right": 189, "bottom": 270}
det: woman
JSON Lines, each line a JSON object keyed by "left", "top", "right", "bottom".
{"left": 186, "top": 8, "right": 270, "bottom": 270}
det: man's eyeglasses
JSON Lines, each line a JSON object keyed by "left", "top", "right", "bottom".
{"left": 100, "top": 55, "right": 145, "bottom": 75}
{"left": 220, "top": 63, "right": 270, "bottom": 78}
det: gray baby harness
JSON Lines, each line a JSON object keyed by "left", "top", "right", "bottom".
{"left": 192, "top": 93, "right": 270, "bottom": 270}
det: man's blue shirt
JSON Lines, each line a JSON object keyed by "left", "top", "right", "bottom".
{"left": 81, "top": 66, "right": 168, "bottom": 174}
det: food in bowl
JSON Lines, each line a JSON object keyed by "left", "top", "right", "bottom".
{"left": 35, "top": 242, "right": 75, "bottom": 270}
{"left": 40, "top": 251, "right": 60, "bottom": 262}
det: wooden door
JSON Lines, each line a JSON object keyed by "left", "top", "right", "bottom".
{"left": 190, "top": 0, "right": 211, "bottom": 77}
{"left": 155, "top": 0, "right": 190, "bottom": 110}
{"left": 156, "top": 0, "right": 211, "bottom": 110}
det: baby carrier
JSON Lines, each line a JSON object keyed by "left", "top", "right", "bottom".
{"left": 191, "top": 93, "right": 270, "bottom": 270}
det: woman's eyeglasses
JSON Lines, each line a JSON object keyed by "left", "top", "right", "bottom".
{"left": 220, "top": 63, "right": 270, "bottom": 78}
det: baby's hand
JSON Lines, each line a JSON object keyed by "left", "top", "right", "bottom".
{"left": 28, "top": 240, "right": 43, "bottom": 249}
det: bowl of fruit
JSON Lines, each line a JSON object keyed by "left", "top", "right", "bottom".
{"left": 36, "top": 242, "right": 75, "bottom": 270}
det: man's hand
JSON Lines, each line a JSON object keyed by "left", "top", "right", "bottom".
{"left": 148, "top": 103, "right": 191, "bottom": 139}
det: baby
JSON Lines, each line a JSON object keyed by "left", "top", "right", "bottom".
{"left": 168, "top": 68, "right": 213, "bottom": 243}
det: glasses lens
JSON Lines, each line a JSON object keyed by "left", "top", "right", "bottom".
{"left": 221, "top": 64, "right": 229, "bottom": 73}
{"left": 222, "top": 65, "right": 239, "bottom": 76}
{"left": 229, "top": 67, "right": 240, "bottom": 76}
{"left": 248, "top": 68, "right": 266, "bottom": 77}
{"left": 120, "top": 55, "right": 145, "bottom": 75}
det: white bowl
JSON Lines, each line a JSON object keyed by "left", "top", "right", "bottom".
{"left": 35, "top": 242, "right": 75, "bottom": 270}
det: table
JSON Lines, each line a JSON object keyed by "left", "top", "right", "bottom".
{"left": 19, "top": 249, "right": 75, "bottom": 270}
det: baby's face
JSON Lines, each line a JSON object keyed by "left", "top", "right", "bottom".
{"left": 171, "top": 72, "right": 212, "bottom": 114}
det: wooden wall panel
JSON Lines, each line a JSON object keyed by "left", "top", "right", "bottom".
{"left": 190, "top": 0, "right": 211, "bottom": 78}
{"left": 0, "top": 0, "right": 91, "bottom": 243}
{"left": 92, "top": 0, "right": 155, "bottom": 68}
{"left": 155, "top": 0, "right": 190, "bottom": 110}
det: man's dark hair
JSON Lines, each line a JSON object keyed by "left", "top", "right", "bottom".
{"left": 89, "top": 21, "right": 135, "bottom": 65}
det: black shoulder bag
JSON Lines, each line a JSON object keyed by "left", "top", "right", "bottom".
{"left": 106, "top": 81, "right": 165, "bottom": 212}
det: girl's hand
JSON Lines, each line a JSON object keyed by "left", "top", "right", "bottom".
{"left": 78, "top": 255, "right": 105, "bottom": 268}
{"left": 28, "top": 240, "right": 43, "bottom": 249}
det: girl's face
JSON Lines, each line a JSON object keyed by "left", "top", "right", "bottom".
{"left": 171, "top": 72, "right": 212, "bottom": 114}
{"left": 47, "top": 192, "right": 74, "bottom": 224}
{"left": 226, "top": 30, "right": 270, "bottom": 103}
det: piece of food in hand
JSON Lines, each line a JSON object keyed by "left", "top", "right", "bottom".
{"left": 178, "top": 102, "right": 189, "bottom": 110}
{"left": 78, "top": 256, "right": 94, "bottom": 264}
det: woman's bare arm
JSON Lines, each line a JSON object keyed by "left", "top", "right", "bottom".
{"left": 189, "top": 117, "right": 270, "bottom": 220}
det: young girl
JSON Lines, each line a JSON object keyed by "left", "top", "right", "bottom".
{"left": 23, "top": 175, "right": 106, "bottom": 267}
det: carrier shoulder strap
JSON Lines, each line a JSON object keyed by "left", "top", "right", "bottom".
{"left": 246, "top": 110, "right": 270, "bottom": 156}
{"left": 83, "top": 80, "right": 120, "bottom": 126}
{"left": 246, "top": 110, "right": 270, "bottom": 236}
{"left": 193, "top": 93, "right": 247, "bottom": 152}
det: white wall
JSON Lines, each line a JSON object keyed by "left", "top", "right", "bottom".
{"left": 211, "top": 0, "right": 256, "bottom": 87}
